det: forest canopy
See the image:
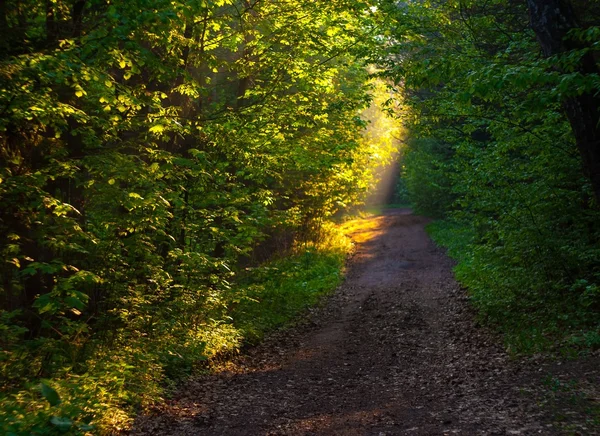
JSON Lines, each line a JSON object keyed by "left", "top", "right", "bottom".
{"left": 2, "top": 0, "right": 600, "bottom": 434}
{"left": 0, "top": 0, "right": 397, "bottom": 433}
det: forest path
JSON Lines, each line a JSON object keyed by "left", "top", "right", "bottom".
{"left": 131, "top": 210, "right": 598, "bottom": 435}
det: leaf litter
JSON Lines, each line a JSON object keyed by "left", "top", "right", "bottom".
{"left": 130, "top": 210, "right": 599, "bottom": 435}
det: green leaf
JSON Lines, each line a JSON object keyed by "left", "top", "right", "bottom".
{"left": 33, "top": 294, "right": 60, "bottom": 314}
{"left": 149, "top": 124, "right": 165, "bottom": 134}
{"left": 50, "top": 416, "right": 73, "bottom": 430}
{"left": 41, "top": 383, "right": 61, "bottom": 406}
{"left": 64, "top": 296, "right": 86, "bottom": 311}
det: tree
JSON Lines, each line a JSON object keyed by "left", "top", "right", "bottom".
{"left": 377, "top": 0, "right": 600, "bottom": 352}
{"left": 527, "top": 0, "right": 600, "bottom": 203}
{"left": 0, "top": 0, "right": 392, "bottom": 432}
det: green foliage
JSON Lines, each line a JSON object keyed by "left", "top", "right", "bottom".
{"left": 233, "top": 234, "right": 349, "bottom": 343}
{"left": 378, "top": 0, "right": 600, "bottom": 353}
{"left": 0, "top": 0, "right": 392, "bottom": 433}
{"left": 400, "top": 138, "right": 455, "bottom": 218}
{"left": 429, "top": 214, "right": 600, "bottom": 354}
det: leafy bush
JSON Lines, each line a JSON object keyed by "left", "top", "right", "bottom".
{"left": 379, "top": 0, "right": 600, "bottom": 353}
{"left": 0, "top": 0, "right": 395, "bottom": 433}
{"left": 400, "top": 138, "right": 456, "bottom": 217}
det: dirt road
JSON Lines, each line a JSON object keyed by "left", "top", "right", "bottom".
{"left": 132, "top": 210, "right": 598, "bottom": 435}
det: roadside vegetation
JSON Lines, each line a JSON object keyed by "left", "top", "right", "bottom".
{"left": 0, "top": 1, "right": 396, "bottom": 433}
{"left": 381, "top": 0, "right": 600, "bottom": 354}
{"left": 2, "top": 0, "right": 600, "bottom": 433}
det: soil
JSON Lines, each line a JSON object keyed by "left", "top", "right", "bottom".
{"left": 130, "top": 210, "right": 599, "bottom": 435}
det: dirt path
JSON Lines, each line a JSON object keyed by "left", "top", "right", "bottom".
{"left": 131, "top": 210, "right": 599, "bottom": 435}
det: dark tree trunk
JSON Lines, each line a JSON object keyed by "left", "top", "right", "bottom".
{"left": 527, "top": 0, "right": 600, "bottom": 203}
{"left": 0, "top": 0, "right": 7, "bottom": 32}
{"left": 72, "top": 0, "right": 86, "bottom": 37}
{"left": 46, "top": 0, "right": 58, "bottom": 43}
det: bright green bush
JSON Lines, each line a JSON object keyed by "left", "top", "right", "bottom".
{"left": 0, "top": 0, "right": 393, "bottom": 433}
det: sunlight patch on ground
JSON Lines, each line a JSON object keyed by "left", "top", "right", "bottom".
{"left": 340, "top": 216, "right": 387, "bottom": 244}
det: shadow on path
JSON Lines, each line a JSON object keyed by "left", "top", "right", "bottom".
{"left": 131, "top": 211, "right": 599, "bottom": 436}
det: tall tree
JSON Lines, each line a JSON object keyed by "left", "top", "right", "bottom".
{"left": 527, "top": 0, "right": 600, "bottom": 203}
{"left": 1, "top": 0, "right": 393, "bottom": 432}
{"left": 377, "top": 0, "right": 600, "bottom": 353}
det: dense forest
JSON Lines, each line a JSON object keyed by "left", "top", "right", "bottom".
{"left": 1, "top": 0, "right": 599, "bottom": 434}
{"left": 382, "top": 0, "right": 600, "bottom": 354}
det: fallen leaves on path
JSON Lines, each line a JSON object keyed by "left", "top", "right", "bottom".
{"left": 130, "top": 210, "right": 599, "bottom": 435}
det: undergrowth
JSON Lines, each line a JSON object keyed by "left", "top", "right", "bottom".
{"left": 427, "top": 220, "right": 600, "bottom": 355}
{"left": 0, "top": 225, "right": 351, "bottom": 435}
{"left": 233, "top": 248, "right": 346, "bottom": 344}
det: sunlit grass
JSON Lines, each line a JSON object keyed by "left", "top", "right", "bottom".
{"left": 230, "top": 226, "right": 351, "bottom": 347}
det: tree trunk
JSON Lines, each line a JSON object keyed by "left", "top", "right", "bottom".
{"left": 0, "top": 0, "right": 7, "bottom": 33}
{"left": 527, "top": 0, "right": 600, "bottom": 203}
{"left": 46, "top": 0, "right": 58, "bottom": 43}
{"left": 72, "top": 0, "right": 86, "bottom": 37}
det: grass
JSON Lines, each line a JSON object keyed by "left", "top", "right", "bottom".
{"left": 0, "top": 225, "right": 353, "bottom": 435}
{"left": 426, "top": 219, "right": 600, "bottom": 356}
{"left": 232, "top": 245, "right": 347, "bottom": 345}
